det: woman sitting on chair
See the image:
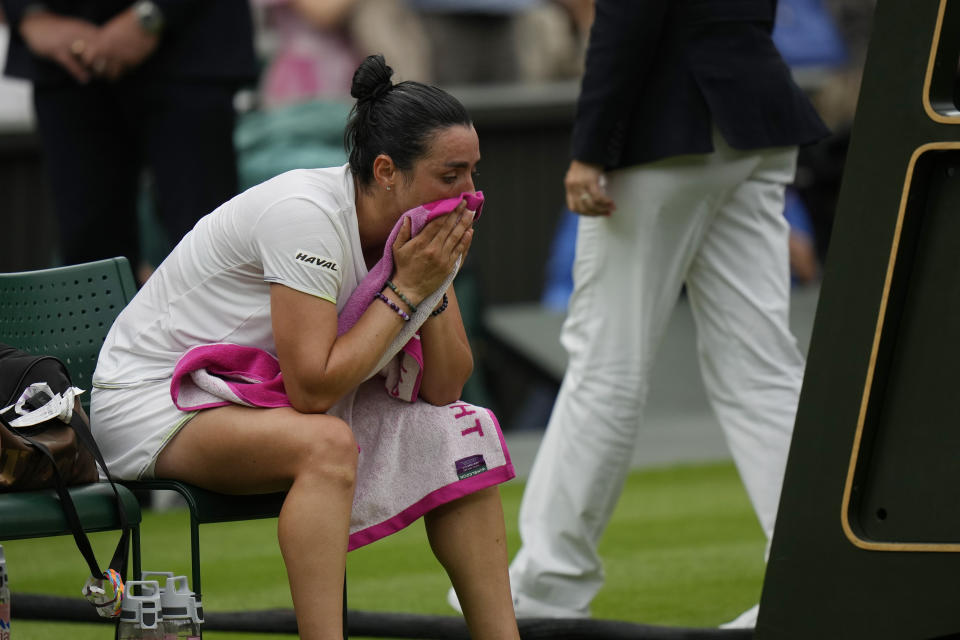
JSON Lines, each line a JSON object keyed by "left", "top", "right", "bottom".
{"left": 91, "top": 54, "right": 520, "bottom": 640}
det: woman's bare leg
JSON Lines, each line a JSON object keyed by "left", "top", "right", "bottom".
{"left": 155, "top": 405, "right": 357, "bottom": 640}
{"left": 425, "top": 487, "right": 520, "bottom": 639}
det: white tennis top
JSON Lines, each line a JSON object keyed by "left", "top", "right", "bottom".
{"left": 94, "top": 164, "right": 367, "bottom": 387}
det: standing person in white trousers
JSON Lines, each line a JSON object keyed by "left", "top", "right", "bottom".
{"left": 511, "top": 134, "right": 805, "bottom": 623}
{"left": 476, "top": 0, "right": 830, "bottom": 627}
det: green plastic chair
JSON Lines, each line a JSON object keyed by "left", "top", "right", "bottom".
{"left": 1, "top": 257, "right": 345, "bottom": 635}
{"left": 0, "top": 257, "right": 143, "bottom": 585}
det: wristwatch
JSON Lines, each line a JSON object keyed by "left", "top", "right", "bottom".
{"left": 132, "top": 0, "right": 165, "bottom": 36}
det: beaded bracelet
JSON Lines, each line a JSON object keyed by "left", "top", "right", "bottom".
{"left": 430, "top": 293, "right": 449, "bottom": 317}
{"left": 374, "top": 291, "right": 410, "bottom": 321}
{"left": 385, "top": 280, "right": 418, "bottom": 312}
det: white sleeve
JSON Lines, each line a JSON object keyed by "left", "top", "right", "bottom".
{"left": 253, "top": 196, "right": 346, "bottom": 304}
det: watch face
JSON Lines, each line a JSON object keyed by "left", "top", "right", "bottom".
{"left": 136, "top": 1, "right": 164, "bottom": 34}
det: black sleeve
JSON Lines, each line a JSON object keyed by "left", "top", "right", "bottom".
{"left": 150, "top": 0, "right": 207, "bottom": 30}
{"left": 570, "top": 0, "right": 670, "bottom": 166}
{"left": 1, "top": 0, "right": 41, "bottom": 27}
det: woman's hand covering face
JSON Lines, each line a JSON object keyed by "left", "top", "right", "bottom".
{"left": 390, "top": 200, "right": 475, "bottom": 303}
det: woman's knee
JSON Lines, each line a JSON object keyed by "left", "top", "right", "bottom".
{"left": 287, "top": 414, "right": 358, "bottom": 487}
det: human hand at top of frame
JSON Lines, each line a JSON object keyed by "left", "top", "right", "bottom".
{"left": 552, "top": 0, "right": 595, "bottom": 36}
{"left": 565, "top": 159, "right": 615, "bottom": 217}
{"left": 17, "top": 11, "right": 99, "bottom": 83}
{"left": 78, "top": 7, "right": 159, "bottom": 81}
{"left": 390, "top": 200, "right": 475, "bottom": 304}
{"left": 290, "top": 0, "right": 359, "bottom": 30}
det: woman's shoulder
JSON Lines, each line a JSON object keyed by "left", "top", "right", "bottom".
{"left": 250, "top": 164, "right": 354, "bottom": 213}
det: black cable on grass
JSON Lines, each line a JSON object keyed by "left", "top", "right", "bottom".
{"left": 13, "top": 592, "right": 755, "bottom": 639}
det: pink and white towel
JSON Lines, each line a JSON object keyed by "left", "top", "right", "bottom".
{"left": 170, "top": 344, "right": 288, "bottom": 411}
{"left": 337, "top": 379, "right": 512, "bottom": 550}
{"left": 337, "top": 191, "right": 484, "bottom": 402}
{"left": 170, "top": 330, "right": 513, "bottom": 549}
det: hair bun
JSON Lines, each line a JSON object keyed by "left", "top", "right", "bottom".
{"left": 351, "top": 54, "right": 395, "bottom": 103}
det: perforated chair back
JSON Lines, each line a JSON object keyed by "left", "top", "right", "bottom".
{"left": 0, "top": 258, "right": 141, "bottom": 580}
{"left": 0, "top": 257, "right": 138, "bottom": 412}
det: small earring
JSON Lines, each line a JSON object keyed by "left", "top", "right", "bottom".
{"left": 386, "top": 185, "right": 392, "bottom": 191}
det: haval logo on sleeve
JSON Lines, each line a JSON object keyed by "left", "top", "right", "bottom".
{"left": 293, "top": 249, "right": 338, "bottom": 271}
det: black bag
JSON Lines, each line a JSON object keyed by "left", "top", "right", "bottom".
{"left": 0, "top": 342, "right": 131, "bottom": 615}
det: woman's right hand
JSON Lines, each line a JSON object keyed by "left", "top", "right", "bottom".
{"left": 390, "top": 201, "right": 475, "bottom": 303}
{"left": 565, "top": 160, "right": 615, "bottom": 217}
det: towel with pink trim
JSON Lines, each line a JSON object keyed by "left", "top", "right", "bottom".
{"left": 170, "top": 343, "right": 288, "bottom": 410}
{"left": 170, "top": 342, "right": 514, "bottom": 550}
{"left": 337, "top": 191, "right": 484, "bottom": 402}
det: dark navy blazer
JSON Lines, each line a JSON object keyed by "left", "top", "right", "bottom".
{"left": 571, "top": 0, "right": 830, "bottom": 169}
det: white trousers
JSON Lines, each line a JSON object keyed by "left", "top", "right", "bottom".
{"left": 509, "top": 134, "right": 804, "bottom": 617}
